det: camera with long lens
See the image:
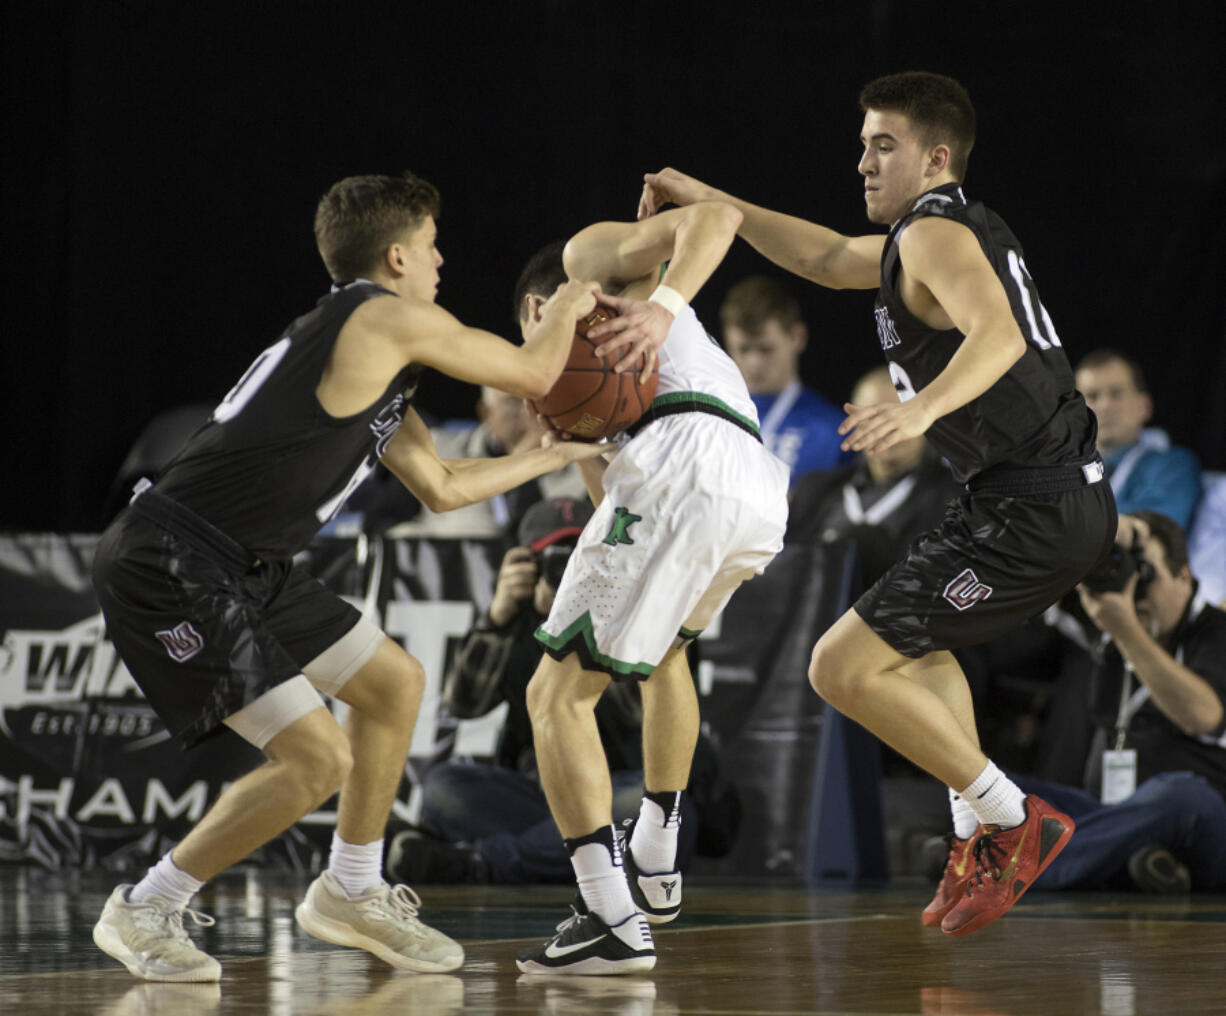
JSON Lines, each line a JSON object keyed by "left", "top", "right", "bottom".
{"left": 535, "top": 544, "right": 574, "bottom": 588}
{"left": 1082, "top": 538, "right": 1155, "bottom": 600}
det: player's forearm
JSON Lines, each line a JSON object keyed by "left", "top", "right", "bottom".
{"left": 731, "top": 200, "right": 861, "bottom": 289}
{"left": 657, "top": 203, "right": 742, "bottom": 302}
{"left": 912, "top": 325, "right": 1025, "bottom": 424}
{"left": 435, "top": 446, "right": 577, "bottom": 511}
{"left": 517, "top": 310, "right": 578, "bottom": 399}
{"left": 577, "top": 454, "right": 608, "bottom": 507}
{"left": 1112, "top": 627, "right": 1225, "bottom": 735}
{"left": 389, "top": 446, "right": 570, "bottom": 513}
{"left": 518, "top": 284, "right": 597, "bottom": 397}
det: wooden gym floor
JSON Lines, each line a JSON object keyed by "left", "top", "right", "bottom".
{"left": 2, "top": 867, "right": 1224, "bottom": 1015}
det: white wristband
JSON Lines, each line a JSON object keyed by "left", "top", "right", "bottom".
{"left": 648, "top": 284, "right": 686, "bottom": 318}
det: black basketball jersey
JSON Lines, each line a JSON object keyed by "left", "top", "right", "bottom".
{"left": 156, "top": 280, "right": 420, "bottom": 559}
{"left": 874, "top": 182, "right": 1097, "bottom": 484}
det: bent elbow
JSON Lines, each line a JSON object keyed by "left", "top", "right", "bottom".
{"left": 709, "top": 200, "right": 744, "bottom": 232}
{"left": 416, "top": 490, "right": 446, "bottom": 514}
{"left": 417, "top": 483, "right": 464, "bottom": 514}
{"left": 1185, "top": 704, "right": 1225, "bottom": 738}
{"left": 690, "top": 200, "right": 743, "bottom": 239}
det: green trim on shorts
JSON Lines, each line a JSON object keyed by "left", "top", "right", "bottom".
{"left": 678, "top": 625, "right": 702, "bottom": 639}
{"left": 534, "top": 612, "right": 657, "bottom": 679}
{"left": 646, "top": 391, "right": 762, "bottom": 439}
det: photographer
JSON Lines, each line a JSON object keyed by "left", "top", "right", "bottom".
{"left": 1012, "top": 511, "right": 1226, "bottom": 892}
{"left": 387, "top": 497, "right": 700, "bottom": 884}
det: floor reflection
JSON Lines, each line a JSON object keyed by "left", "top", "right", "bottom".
{"left": 1, "top": 868, "right": 1224, "bottom": 1015}
{"left": 515, "top": 974, "right": 664, "bottom": 1016}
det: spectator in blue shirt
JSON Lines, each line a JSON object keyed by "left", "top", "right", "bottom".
{"left": 719, "top": 275, "right": 852, "bottom": 486}
{"left": 1075, "top": 349, "right": 1202, "bottom": 530}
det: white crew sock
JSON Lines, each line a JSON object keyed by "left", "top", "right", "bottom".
{"left": 128, "top": 851, "right": 205, "bottom": 909}
{"left": 960, "top": 761, "right": 1027, "bottom": 830}
{"left": 629, "top": 792, "right": 681, "bottom": 873}
{"left": 328, "top": 833, "right": 385, "bottom": 897}
{"left": 570, "top": 828, "right": 636, "bottom": 924}
{"left": 949, "top": 786, "right": 980, "bottom": 840}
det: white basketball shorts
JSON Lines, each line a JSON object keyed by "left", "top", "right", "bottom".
{"left": 536, "top": 412, "right": 789, "bottom": 679}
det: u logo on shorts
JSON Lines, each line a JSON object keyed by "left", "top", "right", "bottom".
{"left": 942, "top": 569, "right": 993, "bottom": 611}
{"left": 155, "top": 621, "right": 206, "bottom": 662}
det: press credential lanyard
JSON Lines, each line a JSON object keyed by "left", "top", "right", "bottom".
{"left": 1102, "top": 645, "right": 1184, "bottom": 805}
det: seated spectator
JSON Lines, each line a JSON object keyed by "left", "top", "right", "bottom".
{"left": 386, "top": 498, "right": 706, "bottom": 884}
{"left": 785, "top": 366, "right": 960, "bottom": 585}
{"left": 375, "top": 386, "right": 587, "bottom": 538}
{"left": 719, "top": 275, "right": 851, "bottom": 486}
{"left": 929, "top": 512, "right": 1226, "bottom": 894}
{"left": 1075, "top": 348, "right": 1202, "bottom": 529}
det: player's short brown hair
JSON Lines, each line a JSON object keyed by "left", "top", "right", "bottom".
{"left": 314, "top": 172, "right": 440, "bottom": 282}
{"left": 859, "top": 72, "right": 976, "bottom": 181}
{"left": 719, "top": 275, "right": 802, "bottom": 333}
{"left": 512, "top": 240, "right": 568, "bottom": 324}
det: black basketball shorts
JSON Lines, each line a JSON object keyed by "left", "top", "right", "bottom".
{"left": 854, "top": 480, "right": 1116, "bottom": 658}
{"left": 92, "top": 493, "right": 361, "bottom": 748}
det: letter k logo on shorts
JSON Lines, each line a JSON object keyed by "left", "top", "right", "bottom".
{"left": 603, "top": 507, "right": 642, "bottom": 547}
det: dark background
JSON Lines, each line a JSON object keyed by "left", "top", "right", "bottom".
{"left": 4, "top": 1, "right": 1225, "bottom": 533}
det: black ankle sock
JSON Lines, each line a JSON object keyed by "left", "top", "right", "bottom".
{"left": 563, "top": 825, "right": 621, "bottom": 864}
{"left": 644, "top": 789, "right": 682, "bottom": 826}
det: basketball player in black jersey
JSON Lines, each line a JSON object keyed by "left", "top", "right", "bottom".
{"left": 90, "top": 172, "right": 608, "bottom": 981}
{"left": 635, "top": 73, "right": 1118, "bottom": 936}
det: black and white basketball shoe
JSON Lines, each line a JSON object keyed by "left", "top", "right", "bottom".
{"left": 516, "top": 901, "right": 655, "bottom": 976}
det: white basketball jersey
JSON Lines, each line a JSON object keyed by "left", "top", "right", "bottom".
{"left": 654, "top": 304, "right": 758, "bottom": 422}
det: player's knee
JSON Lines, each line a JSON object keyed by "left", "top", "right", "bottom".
{"left": 525, "top": 665, "right": 584, "bottom": 731}
{"left": 386, "top": 653, "right": 426, "bottom": 720}
{"left": 525, "top": 669, "right": 556, "bottom": 728}
{"left": 355, "top": 646, "right": 425, "bottom": 725}
{"left": 320, "top": 739, "right": 354, "bottom": 798}
{"left": 282, "top": 728, "right": 352, "bottom": 803}
{"left": 808, "top": 637, "right": 853, "bottom": 706}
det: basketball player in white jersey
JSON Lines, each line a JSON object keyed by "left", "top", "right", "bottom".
{"left": 511, "top": 202, "right": 791, "bottom": 974}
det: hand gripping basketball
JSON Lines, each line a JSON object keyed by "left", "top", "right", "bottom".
{"left": 530, "top": 307, "right": 659, "bottom": 441}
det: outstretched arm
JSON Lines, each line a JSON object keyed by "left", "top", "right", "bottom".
{"left": 566, "top": 201, "right": 743, "bottom": 372}
{"left": 381, "top": 408, "right": 606, "bottom": 513}
{"left": 363, "top": 280, "right": 600, "bottom": 399}
{"left": 640, "top": 167, "right": 884, "bottom": 291}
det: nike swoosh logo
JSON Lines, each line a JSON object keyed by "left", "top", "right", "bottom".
{"left": 999, "top": 825, "right": 1029, "bottom": 882}
{"left": 544, "top": 935, "right": 604, "bottom": 959}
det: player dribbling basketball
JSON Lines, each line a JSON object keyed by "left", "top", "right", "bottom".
{"left": 510, "top": 206, "right": 790, "bottom": 975}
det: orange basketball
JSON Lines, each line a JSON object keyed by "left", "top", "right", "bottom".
{"left": 530, "top": 306, "right": 659, "bottom": 441}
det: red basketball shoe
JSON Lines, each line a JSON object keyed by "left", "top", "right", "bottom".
{"left": 921, "top": 831, "right": 980, "bottom": 928}
{"left": 941, "top": 795, "right": 1074, "bottom": 937}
